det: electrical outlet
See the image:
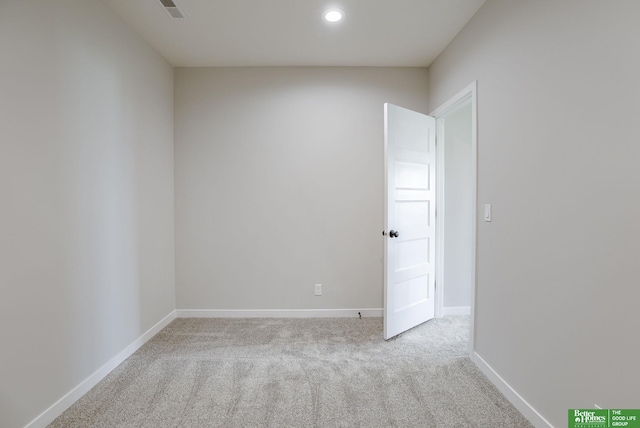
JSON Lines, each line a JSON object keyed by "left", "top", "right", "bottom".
{"left": 314, "top": 284, "right": 322, "bottom": 296}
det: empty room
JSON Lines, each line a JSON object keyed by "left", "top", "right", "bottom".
{"left": 1, "top": 1, "right": 639, "bottom": 428}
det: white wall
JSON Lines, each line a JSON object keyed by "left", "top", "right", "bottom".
{"left": 442, "top": 103, "right": 473, "bottom": 309}
{"left": 0, "top": 1, "right": 175, "bottom": 427}
{"left": 429, "top": 1, "right": 640, "bottom": 426}
{"left": 175, "top": 67, "right": 428, "bottom": 311}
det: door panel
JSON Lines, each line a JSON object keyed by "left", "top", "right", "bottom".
{"left": 395, "top": 162, "right": 430, "bottom": 189}
{"left": 396, "top": 201, "right": 431, "bottom": 236}
{"left": 384, "top": 103, "right": 436, "bottom": 340}
{"left": 395, "top": 239, "right": 429, "bottom": 271}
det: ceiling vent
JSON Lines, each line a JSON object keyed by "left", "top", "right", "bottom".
{"left": 159, "top": 0, "right": 185, "bottom": 19}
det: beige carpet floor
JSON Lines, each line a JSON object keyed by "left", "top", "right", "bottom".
{"left": 49, "top": 316, "right": 533, "bottom": 427}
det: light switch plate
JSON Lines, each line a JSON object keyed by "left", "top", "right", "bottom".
{"left": 484, "top": 204, "right": 492, "bottom": 222}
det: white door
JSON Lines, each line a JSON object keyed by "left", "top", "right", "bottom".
{"left": 384, "top": 103, "right": 436, "bottom": 340}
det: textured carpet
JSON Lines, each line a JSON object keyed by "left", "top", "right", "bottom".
{"left": 49, "top": 317, "right": 532, "bottom": 427}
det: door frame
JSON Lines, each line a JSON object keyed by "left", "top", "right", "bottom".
{"left": 430, "top": 81, "right": 478, "bottom": 357}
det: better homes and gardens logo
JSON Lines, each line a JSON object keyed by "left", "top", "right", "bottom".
{"left": 569, "top": 409, "right": 640, "bottom": 428}
{"left": 572, "top": 410, "right": 607, "bottom": 427}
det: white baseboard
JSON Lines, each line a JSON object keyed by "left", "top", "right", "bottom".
{"left": 472, "top": 352, "right": 554, "bottom": 428}
{"left": 176, "top": 308, "right": 383, "bottom": 318}
{"left": 442, "top": 306, "right": 471, "bottom": 316}
{"left": 25, "top": 311, "right": 177, "bottom": 428}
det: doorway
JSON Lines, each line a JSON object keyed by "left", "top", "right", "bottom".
{"left": 382, "top": 82, "right": 477, "bottom": 349}
{"left": 431, "top": 82, "right": 477, "bottom": 356}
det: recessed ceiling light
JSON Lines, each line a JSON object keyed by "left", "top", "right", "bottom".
{"left": 323, "top": 9, "right": 344, "bottom": 23}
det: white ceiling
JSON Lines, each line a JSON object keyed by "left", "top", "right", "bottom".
{"left": 104, "top": 0, "right": 485, "bottom": 67}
